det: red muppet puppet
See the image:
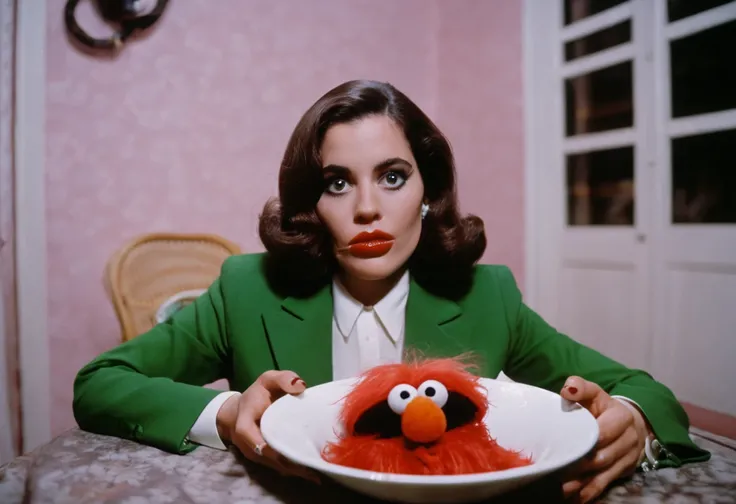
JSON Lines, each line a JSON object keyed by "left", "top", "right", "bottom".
{"left": 322, "top": 357, "right": 532, "bottom": 475}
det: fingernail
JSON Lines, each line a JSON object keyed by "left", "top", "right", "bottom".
{"left": 567, "top": 386, "right": 578, "bottom": 395}
{"left": 298, "top": 379, "right": 307, "bottom": 387}
{"left": 291, "top": 377, "right": 302, "bottom": 386}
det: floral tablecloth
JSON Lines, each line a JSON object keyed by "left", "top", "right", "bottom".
{"left": 1, "top": 427, "right": 734, "bottom": 503}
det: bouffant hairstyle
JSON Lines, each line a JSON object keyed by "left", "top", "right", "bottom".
{"left": 258, "top": 80, "right": 486, "bottom": 299}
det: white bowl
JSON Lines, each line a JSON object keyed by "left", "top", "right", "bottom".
{"left": 261, "top": 377, "right": 598, "bottom": 503}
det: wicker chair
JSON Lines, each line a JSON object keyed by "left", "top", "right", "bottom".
{"left": 105, "top": 233, "right": 241, "bottom": 341}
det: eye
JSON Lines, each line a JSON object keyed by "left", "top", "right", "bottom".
{"left": 380, "top": 171, "right": 407, "bottom": 189}
{"left": 326, "top": 178, "right": 351, "bottom": 195}
{"left": 418, "top": 380, "right": 448, "bottom": 408}
{"left": 387, "top": 383, "right": 418, "bottom": 414}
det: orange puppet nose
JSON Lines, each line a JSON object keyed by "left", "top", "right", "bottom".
{"left": 401, "top": 396, "right": 447, "bottom": 444}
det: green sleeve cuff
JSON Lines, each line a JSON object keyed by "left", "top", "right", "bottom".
{"left": 136, "top": 382, "right": 223, "bottom": 454}
{"left": 610, "top": 383, "right": 711, "bottom": 468}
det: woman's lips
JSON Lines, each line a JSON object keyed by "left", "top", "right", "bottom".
{"left": 343, "top": 230, "right": 395, "bottom": 258}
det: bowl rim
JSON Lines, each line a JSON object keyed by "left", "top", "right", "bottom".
{"left": 261, "top": 377, "right": 599, "bottom": 485}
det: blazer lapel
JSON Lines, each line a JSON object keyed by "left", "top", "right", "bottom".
{"left": 261, "top": 284, "right": 334, "bottom": 386}
{"left": 261, "top": 277, "right": 474, "bottom": 386}
{"left": 404, "top": 278, "right": 471, "bottom": 359}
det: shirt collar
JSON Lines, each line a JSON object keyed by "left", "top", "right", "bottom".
{"left": 332, "top": 270, "right": 410, "bottom": 344}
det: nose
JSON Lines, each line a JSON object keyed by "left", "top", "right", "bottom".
{"left": 401, "top": 396, "right": 447, "bottom": 444}
{"left": 354, "top": 185, "right": 380, "bottom": 224}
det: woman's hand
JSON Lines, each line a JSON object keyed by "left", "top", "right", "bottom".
{"left": 560, "top": 376, "right": 650, "bottom": 503}
{"left": 216, "top": 370, "right": 321, "bottom": 484}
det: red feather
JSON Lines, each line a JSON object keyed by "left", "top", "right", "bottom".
{"left": 322, "top": 356, "right": 533, "bottom": 475}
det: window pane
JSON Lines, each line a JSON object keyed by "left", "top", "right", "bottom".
{"left": 671, "top": 19, "right": 736, "bottom": 118}
{"left": 672, "top": 129, "right": 736, "bottom": 224}
{"left": 667, "top": 0, "right": 734, "bottom": 22}
{"left": 565, "top": 61, "right": 633, "bottom": 136}
{"left": 567, "top": 146, "right": 635, "bottom": 226}
{"left": 564, "top": 20, "right": 631, "bottom": 61}
{"left": 564, "top": 0, "right": 628, "bottom": 25}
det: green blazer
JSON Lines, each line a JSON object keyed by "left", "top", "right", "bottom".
{"left": 73, "top": 253, "right": 709, "bottom": 467}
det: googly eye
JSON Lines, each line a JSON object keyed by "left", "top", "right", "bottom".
{"left": 387, "top": 383, "right": 418, "bottom": 414}
{"left": 418, "top": 380, "right": 448, "bottom": 408}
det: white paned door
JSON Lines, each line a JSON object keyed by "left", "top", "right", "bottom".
{"left": 650, "top": 1, "right": 736, "bottom": 417}
{"left": 527, "top": 0, "right": 736, "bottom": 416}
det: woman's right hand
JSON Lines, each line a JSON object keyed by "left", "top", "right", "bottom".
{"left": 215, "top": 370, "right": 321, "bottom": 483}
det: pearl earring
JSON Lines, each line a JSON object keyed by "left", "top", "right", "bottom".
{"left": 421, "top": 203, "right": 429, "bottom": 219}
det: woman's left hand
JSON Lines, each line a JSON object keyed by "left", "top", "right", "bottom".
{"left": 559, "top": 376, "right": 650, "bottom": 503}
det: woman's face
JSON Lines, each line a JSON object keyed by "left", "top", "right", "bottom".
{"left": 316, "top": 115, "right": 425, "bottom": 282}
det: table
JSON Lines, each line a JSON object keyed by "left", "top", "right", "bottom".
{"left": 1, "top": 427, "right": 734, "bottom": 503}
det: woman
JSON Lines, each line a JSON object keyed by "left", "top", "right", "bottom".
{"left": 73, "top": 80, "right": 709, "bottom": 503}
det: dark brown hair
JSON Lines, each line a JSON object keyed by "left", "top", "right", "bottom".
{"left": 258, "top": 80, "right": 486, "bottom": 299}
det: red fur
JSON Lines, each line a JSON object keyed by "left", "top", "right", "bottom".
{"left": 323, "top": 421, "right": 531, "bottom": 475}
{"left": 322, "top": 357, "right": 533, "bottom": 475}
{"left": 339, "top": 357, "right": 488, "bottom": 435}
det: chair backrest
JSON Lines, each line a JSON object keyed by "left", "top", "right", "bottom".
{"left": 105, "top": 232, "right": 241, "bottom": 341}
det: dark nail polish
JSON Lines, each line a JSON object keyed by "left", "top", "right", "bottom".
{"left": 298, "top": 379, "right": 307, "bottom": 387}
{"left": 291, "top": 377, "right": 301, "bottom": 386}
{"left": 568, "top": 386, "right": 578, "bottom": 395}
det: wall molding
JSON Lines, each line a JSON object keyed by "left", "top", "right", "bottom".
{"left": 522, "top": 0, "right": 557, "bottom": 310}
{"left": 683, "top": 402, "right": 736, "bottom": 441}
{"left": 15, "top": 0, "right": 50, "bottom": 452}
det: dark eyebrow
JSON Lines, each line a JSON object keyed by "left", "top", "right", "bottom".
{"left": 321, "top": 164, "right": 350, "bottom": 177}
{"left": 322, "top": 157, "right": 413, "bottom": 174}
{"left": 374, "top": 157, "right": 413, "bottom": 170}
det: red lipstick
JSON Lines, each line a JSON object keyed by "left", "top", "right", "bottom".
{"left": 342, "top": 230, "right": 395, "bottom": 258}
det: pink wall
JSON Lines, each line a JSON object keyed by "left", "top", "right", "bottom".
{"left": 45, "top": 0, "right": 523, "bottom": 435}
{"left": 436, "top": 0, "right": 524, "bottom": 287}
